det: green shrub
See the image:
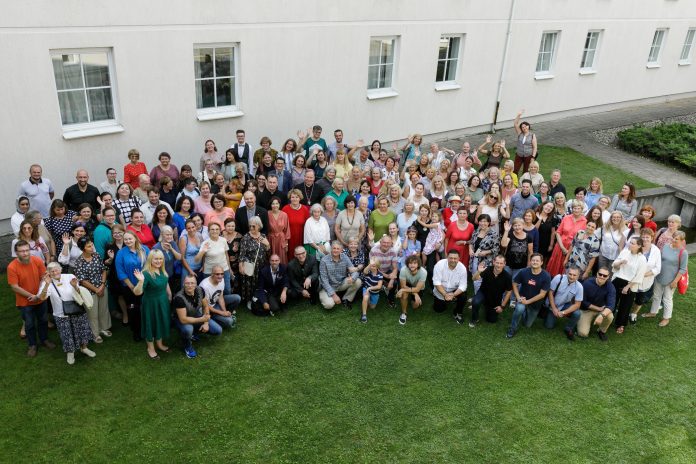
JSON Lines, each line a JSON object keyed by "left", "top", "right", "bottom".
{"left": 617, "top": 123, "right": 696, "bottom": 172}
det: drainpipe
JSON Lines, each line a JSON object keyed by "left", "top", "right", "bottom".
{"left": 492, "top": 0, "right": 517, "bottom": 133}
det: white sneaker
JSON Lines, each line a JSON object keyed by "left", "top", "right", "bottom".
{"left": 66, "top": 352, "right": 75, "bottom": 365}
{"left": 81, "top": 347, "right": 96, "bottom": 358}
{"left": 399, "top": 314, "right": 407, "bottom": 325}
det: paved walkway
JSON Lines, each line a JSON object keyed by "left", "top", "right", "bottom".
{"left": 441, "top": 97, "right": 696, "bottom": 195}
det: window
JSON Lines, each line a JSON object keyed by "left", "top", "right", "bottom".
{"left": 435, "top": 35, "right": 462, "bottom": 86}
{"left": 51, "top": 49, "right": 121, "bottom": 138}
{"left": 580, "top": 30, "right": 601, "bottom": 72}
{"left": 367, "top": 37, "right": 398, "bottom": 98}
{"left": 535, "top": 31, "right": 559, "bottom": 78}
{"left": 679, "top": 28, "right": 696, "bottom": 64}
{"left": 647, "top": 29, "right": 667, "bottom": 66}
{"left": 194, "top": 44, "right": 241, "bottom": 120}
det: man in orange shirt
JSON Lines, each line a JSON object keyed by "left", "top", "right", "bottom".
{"left": 7, "top": 240, "right": 56, "bottom": 357}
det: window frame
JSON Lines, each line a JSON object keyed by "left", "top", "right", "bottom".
{"left": 678, "top": 28, "right": 696, "bottom": 65}
{"left": 434, "top": 34, "right": 464, "bottom": 91}
{"left": 50, "top": 47, "right": 123, "bottom": 140}
{"left": 193, "top": 42, "right": 243, "bottom": 121}
{"left": 579, "top": 30, "right": 602, "bottom": 75}
{"left": 366, "top": 36, "right": 399, "bottom": 100}
{"left": 535, "top": 31, "right": 560, "bottom": 80}
{"left": 647, "top": 28, "right": 668, "bottom": 68}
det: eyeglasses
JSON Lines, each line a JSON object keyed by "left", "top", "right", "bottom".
{"left": 490, "top": 196, "right": 498, "bottom": 200}
{"left": 597, "top": 273, "right": 609, "bottom": 278}
{"left": 213, "top": 273, "right": 225, "bottom": 276}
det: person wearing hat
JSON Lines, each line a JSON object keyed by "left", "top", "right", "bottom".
{"left": 442, "top": 195, "right": 461, "bottom": 229}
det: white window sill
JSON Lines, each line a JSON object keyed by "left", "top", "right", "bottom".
{"left": 62, "top": 124, "right": 124, "bottom": 140}
{"left": 197, "top": 109, "right": 245, "bottom": 121}
{"left": 534, "top": 73, "right": 554, "bottom": 80}
{"left": 646, "top": 63, "right": 661, "bottom": 69}
{"left": 366, "top": 88, "right": 399, "bottom": 100}
{"left": 578, "top": 69, "right": 597, "bottom": 75}
{"left": 434, "top": 82, "right": 461, "bottom": 92}
{"left": 678, "top": 60, "right": 692, "bottom": 66}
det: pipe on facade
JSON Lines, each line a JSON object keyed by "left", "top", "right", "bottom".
{"left": 492, "top": 0, "right": 517, "bottom": 133}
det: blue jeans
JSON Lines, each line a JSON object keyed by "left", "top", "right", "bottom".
{"left": 505, "top": 267, "right": 523, "bottom": 304}
{"left": 174, "top": 317, "right": 222, "bottom": 348}
{"left": 544, "top": 302, "right": 581, "bottom": 331}
{"left": 211, "top": 294, "right": 240, "bottom": 328}
{"left": 509, "top": 300, "right": 544, "bottom": 333}
{"left": 19, "top": 303, "right": 48, "bottom": 347}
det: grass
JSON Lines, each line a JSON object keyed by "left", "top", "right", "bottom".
{"left": 2, "top": 261, "right": 695, "bottom": 463}
{"left": 517, "top": 144, "right": 659, "bottom": 192}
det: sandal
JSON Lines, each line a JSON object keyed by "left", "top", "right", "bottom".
{"left": 19, "top": 326, "right": 26, "bottom": 340}
{"left": 658, "top": 319, "right": 670, "bottom": 327}
{"left": 147, "top": 352, "right": 160, "bottom": 360}
{"left": 616, "top": 326, "right": 625, "bottom": 334}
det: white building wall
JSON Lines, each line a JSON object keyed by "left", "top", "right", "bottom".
{"left": 1, "top": 0, "right": 695, "bottom": 224}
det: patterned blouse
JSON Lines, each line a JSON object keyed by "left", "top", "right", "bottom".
{"left": 469, "top": 226, "right": 500, "bottom": 271}
{"left": 566, "top": 230, "right": 601, "bottom": 273}
{"left": 342, "top": 247, "right": 366, "bottom": 270}
{"left": 74, "top": 253, "right": 106, "bottom": 287}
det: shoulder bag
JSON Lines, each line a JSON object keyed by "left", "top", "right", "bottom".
{"left": 677, "top": 248, "right": 689, "bottom": 295}
{"left": 52, "top": 281, "right": 86, "bottom": 316}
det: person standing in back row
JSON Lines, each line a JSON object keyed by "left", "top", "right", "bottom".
{"left": 513, "top": 109, "right": 537, "bottom": 175}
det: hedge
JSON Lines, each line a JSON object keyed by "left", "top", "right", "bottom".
{"left": 616, "top": 123, "right": 696, "bottom": 172}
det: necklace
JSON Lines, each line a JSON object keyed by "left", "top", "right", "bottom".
{"left": 345, "top": 210, "right": 356, "bottom": 226}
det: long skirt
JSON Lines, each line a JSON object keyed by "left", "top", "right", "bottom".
{"left": 55, "top": 314, "right": 94, "bottom": 353}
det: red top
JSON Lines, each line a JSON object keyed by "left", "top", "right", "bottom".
{"left": 645, "top": 220, "right": 657, "bottom": 232}
{"left": 282, "top": 204, "right": 310, "bottom": 262}
{"left": 124, "top": 162, "right": 148, "bottom": 189}
{"left": 367, "top": 178, "right": 384, "bottom": 196}
{"left": 128, "top": 223, "right": 156, "bottom": 249}
{"left": 445, "top": 220, "right": 474, "bottom": 265}
{"left": 7, "top": 256, "right": 46, "bottom": 306}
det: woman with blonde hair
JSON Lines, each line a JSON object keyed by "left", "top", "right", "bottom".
{"left": 519, "top": 160, "right": 544, "bottom": 193}
{"left": 585, "top": 177, "right": 603, "bottom": 209}
{"left": 223, "top": 178, "right": 243, "bottom": 211}
{"left": 133, "top": 249, "right": 171, "bottom": 359}
{"left": 597, "top": 211, "right": 627, "bottom": 274}
{"left": 331, "top": 150, "right": 353, "bottom": 180}
{"left": 476, "top": 191, "right": 503, "bottom": 228}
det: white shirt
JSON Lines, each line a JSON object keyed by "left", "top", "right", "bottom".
{"left": 141, "top": 200, "right": 174, "bottom": 224}
{"left": 432, "top": 259, "right": 467, "bottom": 300}
{"left": 44, "top": 274, "right": 79, "bottom": 318}
{"left": 304, "top": 216, "right": 331, "bottom": 245}
{"left": 638, "top": 244, "right": 662, "bottom": 291}
{"left": 199, "top": 277, "right": 224, "bottom": 307}
{"left": 612, "top": 249, "right": 648, "bottom": 292}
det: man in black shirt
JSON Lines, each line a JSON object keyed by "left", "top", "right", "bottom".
{"left": 172, "top": 274, "right": 223, "bottom": 359}
{"left": 548, "top": 169, "right": 566, "bottom": 197}
{"left": 294, "top": 170, "right": 322, "bottom": 207}
{"left": 287, "top": 246, "right": 319, "bottom": 304}
{"left": 63, "top": 169, "right": 101, "bottom": 213}
{"left": 471, "top": 255, "right": 512, "bottom": 326}
{"left": 257, "top": 174, "right": 288, "bottom": 210}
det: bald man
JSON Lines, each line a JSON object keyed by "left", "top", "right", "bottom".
{"left": 62, "top": 169, "right": 101, "bottom": 213}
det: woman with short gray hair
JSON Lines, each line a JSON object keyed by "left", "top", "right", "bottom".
{"left": 238, "top": 216, "right": 270, "bottom": 308}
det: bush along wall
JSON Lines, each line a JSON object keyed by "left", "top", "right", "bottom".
{"left": 617, "top": 123, "right": 696, "bottom": 173}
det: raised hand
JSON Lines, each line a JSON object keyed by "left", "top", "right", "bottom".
{"left": 500, "top": 139, "right": 506, "bottom": 148}
{"left": 503, "top": 221, "right": 511, "bottom": 232}
{"left": 392, "top": 143, "right": 398, "bottom": 151}
{"left": 485, "top": 135, "right": 492, "bottom": 143}
{"left": 133, "top": 269, "right": 145, "bottom": 282}
{"left": 62, "top": 232, "right": 71, "bottom": 245}
{"left": 477, "top": 261, "right": 487, "bottom": 273}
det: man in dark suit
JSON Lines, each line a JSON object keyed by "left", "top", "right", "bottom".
{"left": 268, "top": 158, "right": 293, "bottom": 194}
{"left": 235, "top": 191, "right": 269, "bottom": 235}
{"left": 256, "top": 174, "right": 288, "bottom": 211}
{"left": 253, "top": 254, "right": 288, "bottom": 316}
{"left": 230, "top": 129, "right": 254, "bottom": 175}
{"left": 293, "top": 169, "right": 323, "bottom": 207}
{"left": 287, "top": 246, "right": 319, "bottom": 304}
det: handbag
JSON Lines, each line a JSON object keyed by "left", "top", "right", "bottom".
{"left": 677, "top": 248, "right": 689, "bottom": 295}
{"left": 52, "top": 281, "right": 86, "bottom": 316}
{"left": 242, "top": 239, "right": 262, "bottom": 277}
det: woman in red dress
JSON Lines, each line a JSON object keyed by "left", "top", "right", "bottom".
{"left": 546, "top": 202, "right": 588, "bottom": 276}
{"left": 268, "top": 197, "right": 290, "bottom": 265}
{"left": 123, "top": 149, "right": 148, "bottom": 189}
{"left": 282, "top": 189, "right": 310, "bottom": 262}
{"left": 444, "top": 208, "right": 475, "bottom": 266}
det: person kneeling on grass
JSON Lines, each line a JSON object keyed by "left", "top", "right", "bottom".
{"left": 173, "top": 274, "right": 222, "bottom": 359}
{"left": 397, "top": 255, "right": 427, "bottom": 325}
{"left": 432, "top": 249, "right": 468, "bottom": 324}
{"left": 470, "top": 255, "right": 512, "bottom": 327}
{"left": 287, "top": 246, "right": 319, "bottom": 304}
{"left": 253, "top": 254, "right": 288, "bottom": 316}
{"left": 199, "top": 265, "right": 239, "bottom": 328}
{"left": 507, "top": 253, "right": 551, "bottom": 339}
{"left": 577, "top": 267, "right": 615, "bottom": 342}
{"left": 360, "top": 258, "right": 384, "bottom": 323}
{"left": 544, "top": 266, "right": 584, "bottom": 341}
{"left": 319, "top": 241, "right": 362, "bottom": 309}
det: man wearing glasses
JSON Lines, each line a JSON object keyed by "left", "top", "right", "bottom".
{"left": 287, "top": 246, "right": 319, "bottom": 304}
{"left": 577, "top": 267, "right": 616, "bottom": 341}
{"left": 199, "top": 265, "right": 240, "bottom": 331}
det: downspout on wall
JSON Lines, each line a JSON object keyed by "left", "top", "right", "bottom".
{"left": 492, "top": 0, "right": 517, "bottom": 133}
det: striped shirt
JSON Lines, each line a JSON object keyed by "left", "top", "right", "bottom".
{"left": 369, "top": 244, "right": 398, "bottom": 276}
{"left": 362, "top": 271, "right": 384, "bottom": 293}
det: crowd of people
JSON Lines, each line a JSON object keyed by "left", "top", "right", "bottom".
{"left": 8, "top": 111, "right": 689, "bottom": 362}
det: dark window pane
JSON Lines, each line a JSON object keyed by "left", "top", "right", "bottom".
{"left": 215, "top": 48, "right": 233, "bottom": 77}
{"left": 436, "top": 60, "right": 445, "bottom": 82}
{"left": 87, "top": 88, "right": 114, "bottom": 121}
{"left": 83, "top": 53, "right": 111, "bottom": 87}
{"left": 196, "top": 79, "right": 215, "bottom": 109}
{"left": 58, "top": 90, "right": 88, "bottom": 124}
{"left": 448, "top": 38, "right": 460, "bottom": 59}
{"left": 194, "top": 48, "right": 214, "bottom": 79}
{"left": 382, "top": 64, "right": 393, "bottom": 88}
{"left": 52, "top": 54, "right": 84, "bottom": 90}
{"left": 216, "top": 78, "right": 233, "bottom": 106}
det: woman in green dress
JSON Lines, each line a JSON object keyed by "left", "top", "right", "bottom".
{"left": 133, "top": 249, "right": 172, "bottom": 360}
{"left": 367, "top": 196, "right": 397, "bottom": 244}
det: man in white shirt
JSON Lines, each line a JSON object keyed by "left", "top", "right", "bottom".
{"left": 140, "top": 187, "right": 174, "bottom": 224}
{"left": 199, "top": 265, "right": 241, "bottom": 331}
{"left": 99, "top": 168, "right": 121, "bottom": 196}
{"left": 230, "top": 129, "right": 254, "bottom": 175}
{"left": 18, "top": 164, "right": 54, "bottom": 217}
{"left": 432, "top": 249, "right": 468, "bottom": 324}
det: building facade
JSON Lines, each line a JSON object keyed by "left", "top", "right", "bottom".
{"left": 1, "top": 0, "right": 695, "bottom": 227}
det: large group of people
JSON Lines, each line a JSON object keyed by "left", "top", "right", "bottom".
{"left": 8, "top": 112, "right": 690, "bottom": 363}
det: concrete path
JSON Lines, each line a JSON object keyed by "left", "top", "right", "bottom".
{"left": 441, "top": 97, "right": 696, "bottom": 195}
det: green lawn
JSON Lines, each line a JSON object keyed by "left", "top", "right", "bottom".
{"left": 2, "top": 261, "right": 695, "bottom": 463}
{"left": 519, "top": 145, "right": 659, "bottom": 193}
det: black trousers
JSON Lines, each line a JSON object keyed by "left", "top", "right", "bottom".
{"left": 433, "top": 293, "right": 467, "bottom": 316}
{"left": 612, "top": 277, "right": 636, "bottom": 327}
{"left": 471, "top": 290, "right": 501, "bottom": 323}
{"left": 287, "top": 279, "right": 318, "bottom": 304}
